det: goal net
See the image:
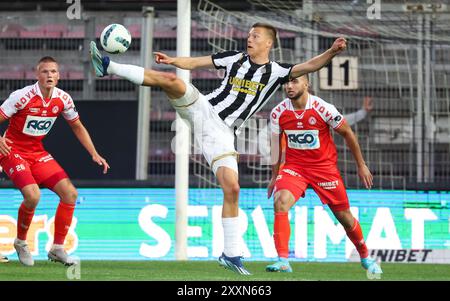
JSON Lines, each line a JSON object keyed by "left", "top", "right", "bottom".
{"left": 192, "top": 0, "right": 450, "bottom": 191}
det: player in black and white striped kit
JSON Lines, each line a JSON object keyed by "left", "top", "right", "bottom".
{"left": 90, "top": 23, "right": 347, "bottom": 275}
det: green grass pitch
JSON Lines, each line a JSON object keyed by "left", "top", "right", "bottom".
{"left": 1, "top": 260, "right": 449, "bottom": 281}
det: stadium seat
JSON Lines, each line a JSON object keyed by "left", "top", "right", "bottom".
{"left": 95, "top": 25, "right": 104, "bottom": 38}
{"left": 67, "top": 70, "right": 84, "bottom": 80}
{"left": 42, "top": 24, "right": 66, "bottom": 38}
{"left": 17, "top": 24, "right": 64, "bottom": 38}
{"left": 58, "top": 71, "right": 70, "bottom": 79}
{"left": 0, "top": 64, "right": 26, "bottom": 80}
{"left": 150, "top": 148, "right": 174, "bottom": 161}
{"left": 154, "top": 27, "right": 177, "bottom": 38}
{"left": 62, "top": 26, "right": 84, "bottom": 38}
{"left": 19, "top": 28, "right": 45, "bottom": 38}
{"left": 0, "top": 70, "right": 24, "bottom": 80}
{"left": 150, "top": 111, "right": 176, "bottom": 121}
{"left": 24, "top": 69, "right": 36, "bottom": 80}
{"left": 231, "top": 28, "right": 248, "bottom": 39}
{"left": 0, "top": 23, "right": 25, "bottom": 38}
{"left": 127, "top": 24, "right": 141, "bottom": 38}
{"left": 42, "top": 24, "right": 67, "bottom": 32}
{"left": 191, "top": 20, "right": 209, "bottom": 38}
{"left": 278, "top": 30, "right": 297, "bottom": 38}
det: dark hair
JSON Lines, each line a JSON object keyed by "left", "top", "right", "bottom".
{"left": 251, "top": 22, "right": 277, "bottom": 45}
{"left": 289, "top": 74, "right": 309, "bottom": 82}
{"left": 38, "top": 56, "right": 58, "bottom": 65}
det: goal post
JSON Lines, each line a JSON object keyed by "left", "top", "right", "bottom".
{"left": 136, "top": 6, "right": 154, "bottom": 180}
{"left": 174, "top": 0, "right": 191, "bottom": 261}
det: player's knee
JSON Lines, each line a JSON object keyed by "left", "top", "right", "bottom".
{"left": 158, "top": 72, "right": 178, "bottom": 87}
{"left": 70, "top": 188, "right": 78, "bottom": 203}
{"left": 67, "top": 188, "right": 78, "bottom": 204}
{"left": 23, "top": 188, "right": 41, "bottom": 208}
{"left": 334, "top": 210, "right": 354, "bottom": 229}
{"left": 61, "top": 187, "right": 78, "bottom": 205}
{"left": 163, "top": 72, "right": 178, "bottom": 81}
{"left": 145, "top": 70, "right": 177, "bottom": 87}
{"left": 274, "top": 196, "right": 290, "bottom": 212}
{"left": 223, "top": 182, "right": 240, "bottom": 199}
{"left": 342, "top": 214, "right": 355, "bottom": 229}
{"left": 231, "top": 182, "right": 240, "bottom": 197}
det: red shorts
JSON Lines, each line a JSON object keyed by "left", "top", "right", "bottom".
{"left": 274, "top": 165, "right": 349, "bottom": 211}
{"left": 0, "top": 151, "right": 68, "bottom": 190}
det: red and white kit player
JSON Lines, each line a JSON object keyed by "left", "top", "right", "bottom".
{"left": 0, "top": 56, "right": 109, "bottom": 266}
{"left": 266, "top": 75, "right": 382, "bottom": 275}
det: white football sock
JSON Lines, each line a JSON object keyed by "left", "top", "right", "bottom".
{"left": 51, "top": 244, "right": 64, "bottom": 250}
{"left": 107, "top": 61, "right": 145, "bottom": 85}
{"left": 15, "top": 238, "right": 26, "bottom": 244}
{"left": 222, "top": 217, "right": 241, "bottom": 257}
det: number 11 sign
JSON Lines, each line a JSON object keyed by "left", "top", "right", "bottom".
{"left": 319, "top": 56, "right": 358, "bottom": 90}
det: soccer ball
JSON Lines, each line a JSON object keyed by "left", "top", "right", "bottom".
{"left": 100, "top": 24, "right": 132, "bottom": 54}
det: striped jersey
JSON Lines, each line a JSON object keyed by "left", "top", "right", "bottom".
{"left": 206, "top": 51, "right": 293, "bottom": 133}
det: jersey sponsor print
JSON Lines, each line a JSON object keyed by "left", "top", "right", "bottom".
{"left": 208, "top": 51, "right": 293, "bottom": 132}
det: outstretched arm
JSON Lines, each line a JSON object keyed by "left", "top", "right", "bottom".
{"left": 68, "top": 119, "right": 110, "bottom": 174}
{"left": 335, "top": 121, "right": 373, "bottom": 189}
{"left": 290, "top": 37, "right": 347, "bottom": 78}
{"left": 344, "top": 109, "right": 367, "bottom": 126}
{"left": 154, "top": 52, "right": 215, "bottom": 70}
{"left": 344, "top": 96, "right": 373, "bottom": 126}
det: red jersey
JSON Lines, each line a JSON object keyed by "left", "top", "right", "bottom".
{"left": 270, "top": 94, "right": 345, "bottom": 168}
{"left": 0, "top": 82, "right": 79, "bottom": 157}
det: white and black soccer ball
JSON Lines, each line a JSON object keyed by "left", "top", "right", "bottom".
{"left": 100, "top": 24, "right": 132, "bottom": 54}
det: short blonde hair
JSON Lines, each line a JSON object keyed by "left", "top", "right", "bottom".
{"left": 37, "top": 56, "right": 58, "bottom": 71}
{"left": 251, "top": 22, "right": 277, "bottom": 45}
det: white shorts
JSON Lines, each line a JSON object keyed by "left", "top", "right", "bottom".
{"left": 170, "top": 82, "right": 238, "bottom": 175}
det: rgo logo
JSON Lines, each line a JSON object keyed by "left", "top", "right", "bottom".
{"left": 27, "top": 120, "right": 53, "bottom": 130}
{"left": 288, "top": 133, "right": 315, "bottom": 144}
{"left": 285, "top": 130, "right": 320, "bottom": 150}
{"left": 22, "top": 116, "right": 56, "bottom": 136}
